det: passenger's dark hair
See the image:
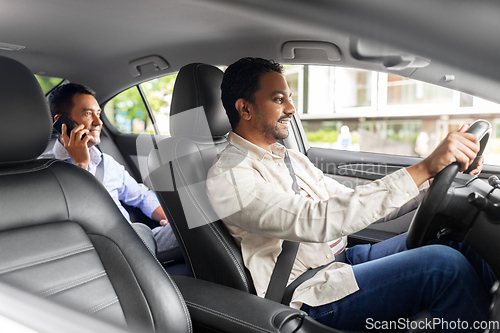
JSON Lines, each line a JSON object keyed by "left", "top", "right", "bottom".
{"left": 221, "top": 57, "right": 283, "bottom": 129}
{"left": 48, "top": 83, "right": 95, "bottom": 120}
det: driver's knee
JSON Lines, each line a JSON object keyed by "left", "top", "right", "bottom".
{"left": 419, "top": 245, "right": 490, "bottom": 318}
{"left": 422, "top": 244, "right": 475, "bottom": 277}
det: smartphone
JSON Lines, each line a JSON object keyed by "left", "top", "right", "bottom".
{"left": 53, "top": 113, "right": 85, "bottom": 138}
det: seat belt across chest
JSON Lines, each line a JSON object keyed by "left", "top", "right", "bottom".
{"left": 264, "top": 145, "right": 300, "bottom": 303}
{"left": 94, "top": 145, "right": 104, "bottom": 183}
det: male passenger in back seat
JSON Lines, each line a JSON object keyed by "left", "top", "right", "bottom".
{"left": 206, "top": 57, "right": 496, "bottom": 332}
{"left": 41, "top": 83, "right": 181, "bottom": 265}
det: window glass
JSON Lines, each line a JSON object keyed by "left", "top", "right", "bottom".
{"left": 336, "top": 68, "right": 372, "bottom": 108}
{"left": 104, "top": 73, "right": 177, "bottom": 135}
{"left": 387, "top": 75, "right": 453, "bottom": 105}
{"left": 104, "top": 86, "right": 153, "bottom": 134}
{"left": 35, "top": 75, "right": 64, "bottom": 95}
{"left": 285, "top": 65, "right": 500, "bottom": 166}
{"left": 140, "top": 73, "right": 177, "bottom": 136}
{"left": 283, "top": 65, "right": 302, "bottom": 114}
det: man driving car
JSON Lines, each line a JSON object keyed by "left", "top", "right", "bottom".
{"left": 41, "top": 83, "right": 181, "bottom": 265}
{"left": 206, "top": 57, "right": 496, "bottom": 332}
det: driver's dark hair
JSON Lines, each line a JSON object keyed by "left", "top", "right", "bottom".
{"left": 221, "top": 57, "right": 283, "bottom": 130}
{"left": 48, "top": 83, "right": 95, "bottom": 120}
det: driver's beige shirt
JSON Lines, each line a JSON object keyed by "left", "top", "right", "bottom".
{"left": 206, "top": 132, "right": 421, "bottom": 309}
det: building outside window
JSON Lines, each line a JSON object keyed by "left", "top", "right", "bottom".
{"left": 284, "top": 65, "right": 500, "bottom": 165}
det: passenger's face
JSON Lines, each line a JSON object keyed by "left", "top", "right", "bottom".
{"left": 248, "top": 72, "right": 296, "bottom": 145}
{"left": 68, "top": 94, "right": 102, "bottom": 147}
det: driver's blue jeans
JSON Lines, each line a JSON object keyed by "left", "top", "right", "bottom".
{"left": 301, "top": 233, "right": 497, "bottom": 332}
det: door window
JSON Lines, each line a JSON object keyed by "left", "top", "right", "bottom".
{"left": 104, "top": 73, "right": 177, "bottom": 136}
{"left": 284, "top": 65, "right": 500, "bottom": 166}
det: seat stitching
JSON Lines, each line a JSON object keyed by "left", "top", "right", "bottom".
{"left": 208, "top": 222, "right": 250, "bottom": 291}
{"left": 0, "top": 244, "right": 94, "bottom": 275}
{"left": 86, "top": 296, "right": 120, "bottom": 314}
{"left": 152, "top": 155, "right": 196, "bottom": 278}
{"left": 168, "top": 151, "right": 196, "bottom": 278}
{"left": 40, "top": 271, "right": 107, "bottom": 297}
{"left": 0, "top": 159, "right": 56, "bottom": 176}
{"left": 164, "top": 270, "right": 193, "bottom": 333}
{"left": 88, "top": 233, "right": 192, "bottom": 333}
{"left": 171, "top": 143, "right": 248, "bottom": 290}
{"left": 185, "top": 301, "right": 273, "bottom": 333}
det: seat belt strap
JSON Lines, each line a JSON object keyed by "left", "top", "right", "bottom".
{"left": 94, "top": 145, "right": 104, "bottom": 183}
{"left": 282, "top": 262, "right": 329, "bottom": 306}
{"left": 265, "top": 143, "right": 300, "bottom": 303}
{"left": 265, "top": 239, "right": 300, "bottom": 303}
{"left": 281, "top": 251, "right": 346, "bottom": 306}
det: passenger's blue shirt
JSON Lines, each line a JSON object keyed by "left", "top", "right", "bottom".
{"left": 41, "top": 140, "right": 160, "bottom": 223}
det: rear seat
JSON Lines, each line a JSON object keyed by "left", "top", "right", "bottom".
{"left": 44, "top": 118, "right": 191, "bottom": 277}
{"left": 43, "top": 130, "right": 158, "bottom": 228}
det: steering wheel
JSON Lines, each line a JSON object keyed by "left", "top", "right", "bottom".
{"left": 406, "top": 120, "right": 492, "bottom": 249}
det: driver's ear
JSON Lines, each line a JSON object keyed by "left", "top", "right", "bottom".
{"left": 235, "top": 98, "right": 251, "bottom": 121}
{"left": 54, "top": 114, "right": 61, "bottom": 121}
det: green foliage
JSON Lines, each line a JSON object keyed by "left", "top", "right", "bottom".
{"left": 386, "top": 133, "right": 419, "bottom": 144}
{"left": 104, "top": 73, "right": 178, "bottom": 134}
{"left": 35, "top": 75, "right": 63, "bottom": 95}
{"left": 141, "top": 74, "right": 177, "bottom": 114}
{"left": 306, "top": 129, "right": 340, "bottom": 143}
{"left": 104, "top": 87, "right": 151, "bottom": 133}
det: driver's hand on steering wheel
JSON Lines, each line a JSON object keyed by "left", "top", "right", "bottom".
{"left": 456, "top": 124, "right": 484, "bottom": 176}
{"left": 428, "top": 153, "right": 483, "bottom": 186}
{"left": 468, "top": 155, "right": 484, "bottom": 176}
{"left": 407, "top": 123, "right": 479, "bottom": 186}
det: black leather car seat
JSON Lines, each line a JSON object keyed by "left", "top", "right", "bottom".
{"left": 146, "top": 63, "right": 255, "bottom": 293}
{"left": 0, "top": 55, "right": 191, "bottom": 333}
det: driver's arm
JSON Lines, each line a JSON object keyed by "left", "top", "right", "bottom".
{"left": 375, "top": 123, "right": 482, "bottom": 224}
{"left": 374, "top": 182, "right": 429, "bottom": 223}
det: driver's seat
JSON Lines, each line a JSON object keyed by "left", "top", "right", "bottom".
{"left": 0, "top": 55, "right": 191, "bottom": 333}
{"left": 146, "top": 63, "right": 255, "bottom": 293}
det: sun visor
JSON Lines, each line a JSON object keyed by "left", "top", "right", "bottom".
{"left": 350, "top": 38, "right": 430, "bottom": 70}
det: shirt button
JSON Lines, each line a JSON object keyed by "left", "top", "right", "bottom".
{"left": 326, "top": 254, "right": 332, "bottom": 259}
{"left": 278, "top": 163, "right": 284, "bottom": 167}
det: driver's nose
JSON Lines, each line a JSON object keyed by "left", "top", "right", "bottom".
{"left": 285, "top": 98, "right": 295, "bottom": 115}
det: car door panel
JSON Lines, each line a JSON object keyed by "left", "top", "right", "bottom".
{"left": 111, "top": 133, "right": 144, "bottom": 180}
{"left": 306, "top": 146, "right": 500, "bottom": 245}
{"left": 306, "top": 147, "right": 422, "bottom": 244}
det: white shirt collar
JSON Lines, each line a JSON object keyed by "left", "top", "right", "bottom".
{"left": 227, "top": 131, "right": 287, "bottom": 160}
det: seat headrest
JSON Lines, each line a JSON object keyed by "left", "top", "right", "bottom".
{"left": 170, "top": 63, "right": 231, "bottom": 139}
{"left": 0, "top": 56, "right": 52, "bottom": 164}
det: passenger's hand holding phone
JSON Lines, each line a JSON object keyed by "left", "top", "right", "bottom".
{"left": 59, "top": 122, "right": 94, "bottom": 170}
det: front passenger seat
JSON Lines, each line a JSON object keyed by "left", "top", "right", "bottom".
{"left": 146, "top": 63, "right": 255, "bottom": 293}
{"left": 0, "top": 55, "right": 191, "bottom": 333}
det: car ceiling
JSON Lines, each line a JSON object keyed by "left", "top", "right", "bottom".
{"left": 1, "top": 0, "right": 500, "bottom": 105}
